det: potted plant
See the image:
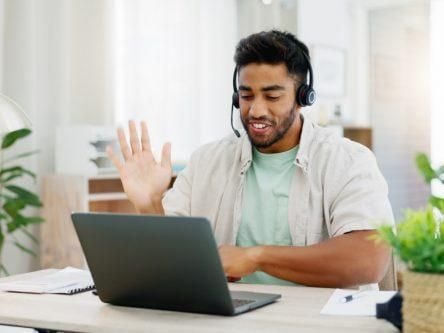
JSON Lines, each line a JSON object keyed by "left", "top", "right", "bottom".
{"left": 0, "top": 129, "right": 44, "bottom": 276}
{"left": 416, "top": 153, "right": 444, "bottom": 213}
{"left": 377, "top": 154, "right": 444, "bottom": 333}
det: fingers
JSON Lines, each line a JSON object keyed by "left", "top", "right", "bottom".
{"left": 106, "top": 146, "right": 123, "bottom": 171}
{"left": 128, "top": 120, "right": 141, "bottom": 153}
{"left": 160, "top": 142, "right": 172, "bottom": 169}
{"left": 140, "top": 121, "right": 152, "bottom": 153}
{"left": 227, "top": 276, "right": 241, "bottom": 283}
{"left": 117, "top": 127, "right": 132, "bottom": 161}
{"left": 115, "top": 120, "right": 167, "bottom": 166}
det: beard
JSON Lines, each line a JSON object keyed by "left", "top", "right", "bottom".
{"left": 241, "top": 107, "right": 297, "bottom": 149}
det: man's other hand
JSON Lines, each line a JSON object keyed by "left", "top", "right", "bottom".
{"left": 218, "top": 245, "right": 260, "bottom": 279}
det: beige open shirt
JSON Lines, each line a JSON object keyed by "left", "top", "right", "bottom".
{"left": 163, "top": 116, "right": 395, "bottom": 247}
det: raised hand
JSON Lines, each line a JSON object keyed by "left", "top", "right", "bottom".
{"left": 106, "top": 120, "right": 172, "bottom": 214}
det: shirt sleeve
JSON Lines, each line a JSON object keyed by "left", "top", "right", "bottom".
{"left": 162, "top": 156, "right": 194, "bottom": 217}
{"left": 328, "top": 146, "right": 395, "bottom": 237}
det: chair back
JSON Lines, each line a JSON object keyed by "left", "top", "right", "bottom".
{"left": 378, "top": 255, "right": 397, "bottom": 290}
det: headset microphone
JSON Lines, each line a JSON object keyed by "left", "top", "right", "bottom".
{"left": 231, "top": 67, "right": 241, "bottom": 137}
{"left": 230, "top": 103, "right": 241, "bottom": 138}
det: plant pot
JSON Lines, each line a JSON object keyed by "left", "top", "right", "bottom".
{"left": 402, "top": 270, "right": 444, "bottom": 333}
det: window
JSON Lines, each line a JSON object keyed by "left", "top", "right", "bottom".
{"left": 113, "top": 0, "right": 237, "bottom": 162}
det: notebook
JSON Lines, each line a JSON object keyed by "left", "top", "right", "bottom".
{"left": 0, "top": 267, "right": 94, "bottom": 295}
{"left": 71, "top": 212, "right": 281, "bottom": 316}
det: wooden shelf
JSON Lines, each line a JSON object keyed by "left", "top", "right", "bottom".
{"left": 343, "top": 126, "right": 372, "bottom": 150}
{"left": 88, "top": 192, "right": 128, "bottom": 201}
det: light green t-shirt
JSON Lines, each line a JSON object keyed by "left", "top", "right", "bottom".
{"left": 236, "top": 145, "right": 298, "bottom": 286}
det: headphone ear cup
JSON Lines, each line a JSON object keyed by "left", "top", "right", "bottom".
{"left": 297, "top": 84, "right": 316, "bottom": 107}
{"left": 232, "top": 92, "right": 240, "bottom": 109}
{"left": 305, "top": 87, "right": 316, "bottom": 106}
{"left": 296, "top": 84, "right": 308, "bottom": 107}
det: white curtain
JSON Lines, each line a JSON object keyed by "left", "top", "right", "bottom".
{"left": 0, "top": 0, "right": 236, "bottom": 274}
{"left": 114, "top": 0, "right": 237, "bottom": 162}
{"left": 369, "top": 2, "right": 430, "bottom": 219}
{"left": 431, "top": 0, "right": 444, "bottom": 198}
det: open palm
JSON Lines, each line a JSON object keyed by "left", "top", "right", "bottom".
{"left": 107, "top": 120, "right": 172, "bottom": 214}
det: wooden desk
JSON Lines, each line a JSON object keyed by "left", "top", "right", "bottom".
{"left": 0, "top": 270, "right": 397, "bottom": 333}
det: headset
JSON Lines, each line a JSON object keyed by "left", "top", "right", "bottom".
{"left": 230, "top": 51, "right": 316, "bottom": 138}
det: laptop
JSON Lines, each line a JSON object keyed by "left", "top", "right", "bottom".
{"left": 71, "top": 212, "right": 281, "bottom": 316}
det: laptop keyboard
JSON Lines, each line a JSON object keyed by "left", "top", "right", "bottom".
{"left": 232, "top": 298, "right": 255, "bottom": 308}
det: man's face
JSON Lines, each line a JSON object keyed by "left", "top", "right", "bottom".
{"left": 238, "top": 63, "right": 301, "bottom": 153}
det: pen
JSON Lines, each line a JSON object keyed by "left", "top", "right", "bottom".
{"left": 340, "top": 291, "right": 367, "bottom": 303}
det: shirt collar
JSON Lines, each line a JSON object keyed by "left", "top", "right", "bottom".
{"left": 295, "top": 114, "right": 315, "bottom": 173}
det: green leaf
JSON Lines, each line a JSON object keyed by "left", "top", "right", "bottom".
{"left": 377, "top": 207, "right": 444, "bottom": 273}
{"left": 13, "top": 241, "right": 36, "bottom": 258}
{"left": 3, "top": 199, "right": 26, "bottom": 218}
{"left": 7, "top": 221, "right": 19, "bottom": 233}
{"left": 2, "top": 149, "right": 40, "bottom": 164}
{"left": 5, "top": 185, "right": 42, "bottom": 207}
{"left": 429, "top": 196, "right": 444, "bottom": 213}
{"left": 17, "top": 215, "right": 44, "bottom": 225}
{"left": 0, "top": 166, "right": 36, "bottom": 183}
{"left": 7, "top": 215, "right": 44, "bottom": 233}
{"left": 1, "top": 128, "right": 31, "bottom": 149}
{"left": 415, "top": 153, "right": 437, "bottom": 183}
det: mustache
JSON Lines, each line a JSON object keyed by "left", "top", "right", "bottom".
{"left": 243, "top": 116, "right": 276, "bottom": 126}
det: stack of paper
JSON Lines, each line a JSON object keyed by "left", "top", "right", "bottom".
{"left": 0, "top": 267, "right": 94, "bottom": 294}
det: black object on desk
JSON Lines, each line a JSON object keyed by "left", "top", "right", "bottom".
{"left": 376, "top": 292, "right": 402, "bottom": 331}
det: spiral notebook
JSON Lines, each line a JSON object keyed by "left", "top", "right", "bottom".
{"left": 0, "top": 267, "right": 94, "bottom": 295}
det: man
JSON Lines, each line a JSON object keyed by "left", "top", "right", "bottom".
{"left": 107, "top": 30, "right": 394, "bottom": 288}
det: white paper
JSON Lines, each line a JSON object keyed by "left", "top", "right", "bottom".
{"left": 0, "top": 267, "right": 94, "bottom": 294}
{"left": 320, "top": 289, "right": 397, "bottom": 316}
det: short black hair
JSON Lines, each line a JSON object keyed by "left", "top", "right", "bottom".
{"left": 234, "top": 30, "right": 310, "bottom": 84}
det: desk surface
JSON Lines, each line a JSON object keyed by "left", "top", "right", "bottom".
{"left": 0, "top": 270, "right": 398, "bottom": 333}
